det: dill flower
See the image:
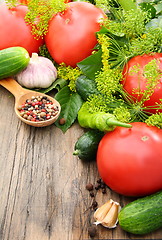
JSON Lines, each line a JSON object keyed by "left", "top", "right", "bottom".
{"left": 96, "top": 33, "right": 123, "bottom": 97}
{"left": 129, "top": 28, "right": 162, "bottom": 56}
{"left": 95, "top": 67, "right": 123, "bottom": 97}
{"left": 25, "top": 0, "right": 66, "bottom": 37}
{"left": 95, "top": 0, "right": 109, "bottom": 12}
{"left": 145, "top": 113, "right": 162, "bottom": 128}
{"left": 130, "top": 59, "right": 162, "bottom": 104}
{"left": 113, "top": 106, "right": 131, "bottom": 123}
{"left": 57, "top": 64, "right": 82, "bottom": 92}
{"left": 97, "top": 34, "right": 110, "bottom": 70}
{"left": 143, "top": 59, "right": 162, "bottom": 101}
{"left": 39, "top": 44, "right": 54, "bottom": 62}
{"left": 122, "top": 8, "right": 149, "bottom": 38}
{"left": 86, "top": 94, "right": 108, "bottom": 114}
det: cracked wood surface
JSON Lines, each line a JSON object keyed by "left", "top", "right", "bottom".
{"left": 0, "top": 86, "right": 162, "bottom": 240}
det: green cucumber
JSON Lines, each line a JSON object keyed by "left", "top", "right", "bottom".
{"left": 0, "top": 47, "right": 30, "bottom": 79}
{"left": 118, "top": 191, "right": 162, "bottom": 235}
{"left": 73, "top": 129, "right": 104, "bottom": 161}
{"left": 76, "top": 75, "right": 99, "bottom": 101}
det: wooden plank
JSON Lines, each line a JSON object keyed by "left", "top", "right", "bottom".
{"left": 0, "top": 86, "right": 162, "bottom": 240}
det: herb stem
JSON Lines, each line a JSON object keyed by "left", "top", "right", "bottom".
{"left": 117, "top": 0, "right": 137, "bottom": 11}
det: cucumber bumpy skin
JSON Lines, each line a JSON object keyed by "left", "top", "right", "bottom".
{"left": 118, "top": 191, "right": 162, "bottom": 235}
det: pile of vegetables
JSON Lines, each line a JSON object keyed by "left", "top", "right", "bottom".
{"left": 0, "top": 0, "right": 162, "bottom": 236}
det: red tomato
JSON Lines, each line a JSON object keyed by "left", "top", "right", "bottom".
{"left": 45, "top": 2, "right": 106, "bottom": 67}
{"left": 18, "top": 0, "right": 29, "bottom": 4}
{"left": 18, "top": 0, "right": 71, "bottom": 5}
{"left": 0, "top": 3, "right": 44, "bottom": 55}
{"left": 97, "top": 122, "right": 162, "bottom": 197}
{"left": 122, "top": 53, "right": 162, "bottom": 113}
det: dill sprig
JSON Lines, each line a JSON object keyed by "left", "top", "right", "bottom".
{"left": 85, "top": 27, "right": 162, "bottom": 123}
{"left": 145, "top": 113, "right": 162, "bottom": 128}
{"left": 101, "top": 5, "right": 162, "bottom": 67}
{"left": 129, "top": 58, "right": 162, "bottom": 104}
{"left": 104, "top": 7, "right": 149, "bottom": 38}
{"left": 95, "top": 0, "right": 109, "bottom": 12}
{"left": 39, "top": 44, "right": 54, "bottom": 62}
{"left": 128, "top": 27, "right": 162, "bottom": 56}
{"left": 86, "top": 94, "right": 108, "bottom": 114}
{"left": 95, "top": 33, "right": 123, "bottom": 97}
{"left": 95, "top": 68, "right": 123, "bottom": 96}
{"left": 57, "top": 64, "right": 82, "bottom": 92}
{"left": 121, "top": 8, "right": 149, "bottom": 39}
{"left": 25, "top": 0, "right": 66, "bottom": 37}
{"left": 113, "top": 106, "right": 131, "bottom": 123}
{"left": 5, "top": 0, "right": 18, "bottom": 7}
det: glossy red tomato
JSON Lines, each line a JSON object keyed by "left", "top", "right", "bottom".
{"left": 18, "top": 0, "right": 71, "bottom": 5}
{"left": 18, "top": 0, "right": 28, "bottom": 4}
{"left": 97, "top": 122, "right": 162, "bottom": 197}
{"left": 0, "top": 3, "right": 44, "bottom": 55}
{"left": 45, "top": 1, "right": 106, "bottom": 67}
{"left": 122, "top": 53, "right": 162, "bottom": 113}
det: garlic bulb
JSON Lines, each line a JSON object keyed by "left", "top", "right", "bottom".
{"left": 15, "top": 53, "right": 57, "bottom": 89}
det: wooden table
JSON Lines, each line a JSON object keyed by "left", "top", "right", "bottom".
{"left": 0, "top": 86, "right": 162, "bottom": 240}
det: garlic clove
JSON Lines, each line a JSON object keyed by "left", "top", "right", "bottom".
{"left": 94, "top": 199, "right": 121, "bottom": 229}
{"left": 94, "top": 199, "right": 113, "bottom": 224}
{"left": 101, "top": 201, "right": 121, "bottom": 228}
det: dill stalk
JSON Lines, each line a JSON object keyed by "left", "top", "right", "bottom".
{"left": 117, "top": 0, "right": 137, "bottom": 11}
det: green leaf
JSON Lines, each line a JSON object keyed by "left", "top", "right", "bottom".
{"left": 49, "top": 78, "right": 68, "bottom": 92}
{"left": 77, "top": 49, "right": 103, "bottom": 80}
{"left": 30, "top": 78, "right": 68, "bottom": 94}
{"left": 154, "top": 2, "right": 162, "bottom": 15}
{"left": 139, "top": 2, "right": 156, "bottom": 18}
{"left": 146, "top": 15, "right": 162, "bottom": 29}
{"left": 54, "top": 86, "right": 84, "bottom": 132}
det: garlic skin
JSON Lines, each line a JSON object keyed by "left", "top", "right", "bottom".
{"left": 16, "top": 53, "right": 57, "bottom": 89}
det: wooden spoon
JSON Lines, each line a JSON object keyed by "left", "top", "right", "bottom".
{"left": 0, "top": 78, "right": 61, "bottom": 127}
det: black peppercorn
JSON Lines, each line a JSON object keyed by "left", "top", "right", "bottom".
{"left": 88, "top": 226, "right": 97, "bottom": 238}
{"left": 86, "top": 183, "right": 94, "bottom": 191}
{"left": 90, "top": 192, "right": 95, "bottom": 198}
{"left": 92, "top": 200, "right": 98, "bottom": 210}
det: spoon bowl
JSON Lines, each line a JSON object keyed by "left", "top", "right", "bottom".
{"left": 0, "top": 78, "right": 61, "bottom": 127}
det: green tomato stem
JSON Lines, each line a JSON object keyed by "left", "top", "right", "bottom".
{"left": 106, "top": 119, "right": 132, "bottom": 128}
{"left": 117, "top": 0, "right": 137, "bottom": 11}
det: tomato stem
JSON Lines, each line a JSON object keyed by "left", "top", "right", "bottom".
{"left": 106, "top": 119, "right": 132, "bottom": 128}
{"left": 117, "top": 0, "right": 137, "bottom": 11}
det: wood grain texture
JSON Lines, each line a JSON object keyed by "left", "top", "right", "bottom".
{"left": 0, "top": 86, "right": 162, "bottom": 240}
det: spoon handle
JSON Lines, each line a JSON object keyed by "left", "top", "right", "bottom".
{"left": 0, "top": 78, "right": 28, "bottom": 99}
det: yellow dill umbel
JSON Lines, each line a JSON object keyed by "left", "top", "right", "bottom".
{"left": 130, "top": 59, "right": 162, "bottom": 104}
{"left": 57, "top": 64, "right": 82, "bottom": 92}
{"left": 97, "top": 34, "right": 110, "bottom": 70}
{"left": 25, "top": 0, "right": 66, "bottom": 37}
{"left": 113, "top": 106, "right": 131, "bottom": 123}
{"left": 145, "top": 112, "right": 162, "bottom": 129}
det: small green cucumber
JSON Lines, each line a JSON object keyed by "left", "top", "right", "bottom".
{"left": 0, "top": 47, "right": 30, "bottom": 79}
{"left": 73, "top": 129, "right": 104, "bottom": 161}
{"left": 76, "top": 75, "right": 99, "bottom": 101}
{"left": 118, "top": 191, "right": 162, "bottom": 235}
